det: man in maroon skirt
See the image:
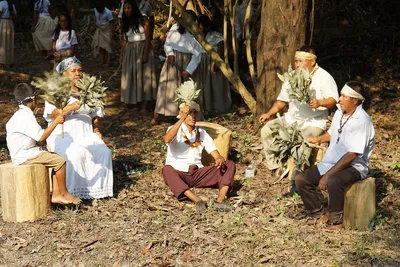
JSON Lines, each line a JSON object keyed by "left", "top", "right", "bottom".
{"left": 162, "top": 103, "right": 236, "bottom": 212}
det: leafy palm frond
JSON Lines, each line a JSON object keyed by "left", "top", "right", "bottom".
{"left": 73, "top": 73, "right": 108, "bottom": 109}
{"left": 277, "top": 64, "right": 311, "bottom": 104}
{"left": 173, "top": 78, "right": 201, "bottom": 105}
{"left": 266, "top": 117, "right": 312, "bottom": 172}
{"left": 31, "top": 72, "right": 72, "bottom": 109}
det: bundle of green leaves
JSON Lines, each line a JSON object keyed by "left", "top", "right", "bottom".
{"left": 31, "top": 72, "right": 72, "bottom": 110}
{"left": 173, "top": 78, "right": 201, "bottom": 108}
{"left": 277, "top": 64, "right": 312, "bottom": 104}
{"left": 73, "top": 73, "right": 108, "bottom": 109}
{"left": 267, "top": 117, "right": 312, "bottom": 172}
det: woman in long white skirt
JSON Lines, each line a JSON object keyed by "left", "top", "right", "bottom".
{"left": 43, "top": 57, "right": 114, "bottom": 199}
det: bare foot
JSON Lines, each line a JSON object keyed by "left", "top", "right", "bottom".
{"left": 63, "top": 193, "right": 81, "bottom": 204}
{"left": 151, "top": 113, "right": 159, "bottom": 125}
{"left": 51, "top": 194, "right": 73, "bottom": 205}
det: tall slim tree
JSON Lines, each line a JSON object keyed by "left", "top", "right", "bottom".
{"left": 256, "top": 0, "right": 310, "bottom": 117}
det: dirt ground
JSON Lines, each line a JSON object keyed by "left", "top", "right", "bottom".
{"left": 0, "top": 30, "right": 399, "bottom": 267}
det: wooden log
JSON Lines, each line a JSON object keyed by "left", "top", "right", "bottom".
{"left": 0, "top": 163, "right": 50, "bottom": 222}
{"left": 344, "top": 177, "right": 376, "bottom": 230}
{"left": 195, "top": 122, "right": 232, "bottom": 166}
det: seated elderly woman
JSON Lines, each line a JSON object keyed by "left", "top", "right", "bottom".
{"left": 44, "top": 56, "right": 113, "bottom": 199}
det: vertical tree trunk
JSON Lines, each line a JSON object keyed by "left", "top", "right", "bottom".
{"left": 256, "top": 0, "right": 309, "bottom": 117}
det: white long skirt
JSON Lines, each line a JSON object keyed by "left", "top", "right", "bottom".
{"left": 47, "top": 113, "right": 113, "bottom": 199}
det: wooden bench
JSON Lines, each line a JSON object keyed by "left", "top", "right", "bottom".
{"left": 344, "top": 177, "right": 376, "bottom": 230}
{"left": 0, "top": 163, "right": 50, "bottom": 222}
{"left": 195, "top": 122, "right": 232, "bottom": 166}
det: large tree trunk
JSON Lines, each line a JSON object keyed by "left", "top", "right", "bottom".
{"left": 256, "top": 0, "right": 309, "bottom": 117}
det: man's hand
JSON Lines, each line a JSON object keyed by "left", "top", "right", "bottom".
{"left": 215, "top": 156, "right": 226, "bottom": 169}
{"left": 309, "top": 98, "right": 320, "bottom": 109}
{"left": 259, "top": 113, "right": 271, "bottom": 124}
{"left": 54, "top": 114, "right": 65, "bottom": 125}
{"left": 167, "top": 55, "right": 175, "bottom": 65}
{"left": 179, "top": 104, "right": 190, "bottom": 120}
{"left": 94, "top": 128, "right": 104, "bottom": 141}
{"left": 182, "top": 70, "right": 190, "bottom": 79}
{"left": 307, "top": 136, "right": 320, "bottom": 144}
{"left": 318, "top": 175, "right": 328, "bottom": 191}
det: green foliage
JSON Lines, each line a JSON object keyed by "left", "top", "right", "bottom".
{"left": 73, "top": 73, "right": 108, "bottom": 109}
{"left": 390, "top": 161, "right": 400, "bottom": 172}
{"left": 32, "top": 72, "right": 72, "bottom": 109}
{"left": 277, "top": 64, "right": 312, "bottom": 103}
{"left": 173, "top": 78, "right": 201, "bottom": 107}
{"left": 266, "top": 117, "right": 311, "bottom": 171}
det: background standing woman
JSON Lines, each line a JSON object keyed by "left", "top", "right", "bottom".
{"left": 152, "top": 10, "right": 202, "bottom": 124}
{"left": 32, "top": 0, "right": 56, "bottom": 59}
{"left": 0, "top": 0, "right": 16, "bottom": 70}
{"left": 52, "top": 13, "right": 77, "bottom": 69}
{"left": 120, "top": 0, "right": 156, "bottom": 112}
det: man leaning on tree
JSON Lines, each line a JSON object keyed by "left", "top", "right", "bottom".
{"left": 295, "top": 81, "right": 375, "bottom": 227}
{"left": 259, "top": 46, "right": 339, "bottom": 175}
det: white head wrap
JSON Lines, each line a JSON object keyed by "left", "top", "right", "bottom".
{"left": 56, "top": 56, "right": 82, "bottom": 74}
{"left": 341, "top": 84, "right": 365, "bottom": 101}
{"left": 177, "top": 101, "right": 200, "bottom": 118}
{"left": 295, "top": 51, "right": 317, "bottom": 60}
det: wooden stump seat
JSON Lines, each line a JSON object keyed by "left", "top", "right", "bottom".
{"left": 195, "top": 122, "right": 232, "bottom": 166}
{"left": 0, "top": 163, "right": 50, "bottom": 222}
{"left": 344, "top": 177, "right": 376, "bottom": 230}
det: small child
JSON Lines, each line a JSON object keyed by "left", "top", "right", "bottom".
{"left": 80, "top": 1, "right": 114, "bottom": 66}
{"left": 6, "top": 83, "right": 81, "bottom": 205}
{"left": 52, "top": 13, "right": 77, "bottom": 69}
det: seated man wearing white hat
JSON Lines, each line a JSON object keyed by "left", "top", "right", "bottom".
{"left": 162, "top": 102, "right": 236, "bottom": 212}
{"left": 295, "top": 81, "right": 375, "bottom": 226}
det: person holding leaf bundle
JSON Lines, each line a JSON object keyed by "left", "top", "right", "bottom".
{"left": 294, "top": 82, "right": 374, "bottom": 227}
{"left": 120, "top": 0, "right": 157, "bottom": 112}
{"left": 259, "top": 46, "right": 339, "bottom": 175}
{"left": 6, "top": 83, "right": 80, "bottom": 205}
{"left": 152, "top": 10, "right": 203, "bottom": 125}
{"left": 43, "top": 56, "right": 113, "bottom": 199}
{"left": 161, "top": 79, "right": 236, "bottom": 212}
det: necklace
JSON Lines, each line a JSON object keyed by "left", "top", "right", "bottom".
{"left": 182, "top": 126, "right": 201, "bottom": 147}
{"left": 336, "top": 113, "right": 352, "bottom": 144}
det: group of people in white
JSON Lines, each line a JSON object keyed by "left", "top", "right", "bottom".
{"left": 3, "top": 1, "right": 375, "bottom": 227}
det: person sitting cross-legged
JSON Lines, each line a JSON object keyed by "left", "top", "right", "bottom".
{"left": 162, "top": 103, "right": 236, "bottom": 212}
{"left": 294, "top": 82, "right": 375, "bottom": 226}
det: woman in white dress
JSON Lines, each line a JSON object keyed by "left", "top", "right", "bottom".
{"left": 44, "top": 57, "right": 113, "bottom": 199}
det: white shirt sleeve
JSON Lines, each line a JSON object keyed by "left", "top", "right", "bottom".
{"left": 91, "top": 107, "right": 104, "bottom": 118}
{"left": 276, "top": 81, "right": 291, "bottom": 102}
{"left": 106, "top": 9, "right": 114, "bottom": 21}
{"left": 202, "top": 130, "right": 217, "bottom": 154}
{"left": 118, "top": 2, "right": 123, "bottom": 18}
{"left": 71, "top": 30, "right": 78, "bottom": 45}
{"left": 43, "top": 101, "right": 57, "bottom": 122}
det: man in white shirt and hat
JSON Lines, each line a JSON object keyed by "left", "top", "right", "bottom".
{"left": 294, "top": 81, "right": 375, "bottom": 226}
{"left": 162, "top": 103, "right": 236, "bottom": 212}
{"left": 259, "top": 45, "right": 339, "bottom": 175}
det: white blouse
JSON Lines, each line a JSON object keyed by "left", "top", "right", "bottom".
{"left": 164, "top": 23, "right": 203, "bottom": 74}
{"left": 53, "top": 30, "right": 78, "bottom": 51}
{"left": 94, "top": 7, "right": 113, "bottom": 26}
{"left": 0, "top": 1, "right": 16, "bottom": 19}
{"left": 34, "top": 0, "right": 51, "bottom": 18}
{"left": 126, "top": 25, "right": 145, "bottom": 42}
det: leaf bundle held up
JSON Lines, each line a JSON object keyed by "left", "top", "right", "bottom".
{"left": 31, "top": 72, "right": 72, "bottom": 110}
{"left": 73, "top": 73, "right": 108, "bottom": 109}
{"left": 173, "top": 78, "right": 201, "bottom": 107}
{"left": 277, "top": 64, "right": 312, "bottom": 104}
{"left": 266, "top": 117, "right": 312, "bottom": 172}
